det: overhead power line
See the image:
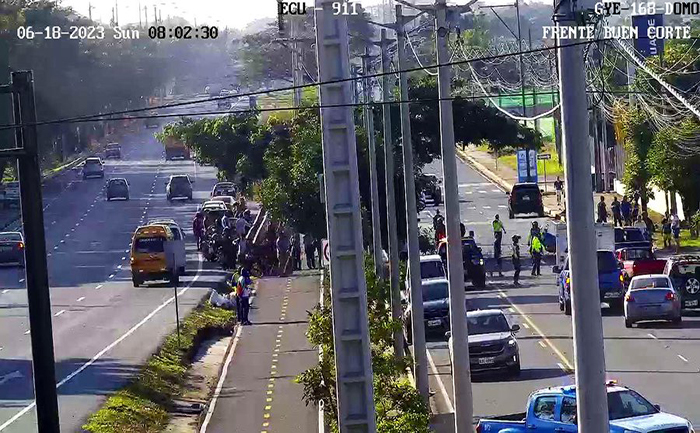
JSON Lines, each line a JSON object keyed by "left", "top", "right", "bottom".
{"left": 0, "top": 38, "right": 608, "bottom": 131}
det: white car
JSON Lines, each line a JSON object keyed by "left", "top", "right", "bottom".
{"left": 148, "top": 219, "right": 187, "bottom": 275}
{"left": 201, "top": 200, "right": 228, "bottom": 212}
{"left": 404, "top": 254, "right": 446, "bottom": 296}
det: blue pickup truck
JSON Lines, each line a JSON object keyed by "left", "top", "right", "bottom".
{"left": 476, "top": 382, "right": 693, "bottom": 433}
{"left": 554, "top": 250, "right": 626, "bottom": 315}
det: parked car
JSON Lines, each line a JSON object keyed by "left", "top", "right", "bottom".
{"left": 615, "top": 247, "right": 666, "bottom": 281}
{"left": 210, "top": 182, "right": 236, "bottom": 198}
{"left": 663, "top": 254, "right": 700, "bottom": 311}
{"left": 200, "top": 200, "right": 228, "bottom": 212}
{"left": 130, "top": 225, "right": 178, "bottom": 286}
{"left": 403, "top": 278, "right": 450, "bottom": 342}
{"left": 554, "top": 250, "right": 626, "bottom": 315}
{"left": 475, "top": 381, "right": 693, "bottom": 433}
{"left": 166, "top": 175, "right": 193, "bottom": 201}
{"left": 82, "top": 157, "right": 104, "bottom": 179}
{"left": 437, "top": 237, "right": 486, "bottom": 288}
{"left": 614, "top": 227, "right": 652, "bottom": 251}
{"left": 446, "top": 309, "right": 521, "bottom": 377}
{"left": 104, "top": 143, "right": 121, "bottom": 159}
{"left": 211, "top": 195, "right": 236, "bottom": 212}
{"left": 2, "top": 181, "right": 20, "bottom": 209}
{"left": 404, "top": 253, "right": 446, "bottom": 286}
{"left": 624, "top": 274, "right": 681, "bottom": 328}
{"left": 106, "top": 178, "right": 129, "bottom": 201}
{"left": 507, "top": 182, "right": 544, "bottom": 218}
{"left": 0, "top": 232, "right": 24, "bottom": 267}
{"left": 147, "top": 219, "right": 187, "bottom": 275}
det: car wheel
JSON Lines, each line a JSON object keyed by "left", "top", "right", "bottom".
{"left": 106, "top": 196, "right": 111, "bottom": 201}
{"left": 538, "top": 207, "right": 545, "bottom": 217}
{"left": 132, "top": 276, "right": 141, "bottom": 287}
{"left": 624, "top": 317, "right": 634, "bottom": 328}
{"left": 125, "top": 194, "right": 130, "bottom": 201}
{"left": 611, "top": 299, "right": 624, "bottom": 312}
{"left": 508, "top": 360, "right": 521, "bottom": 377}
{"left": 672, "top": 315, "right": 682, "bottom": 325}
{"left": 564, "top": 300, "right": 572, "bottom": 316}
{"left": 472, "top": 272, "right": 486, "bottom": 288}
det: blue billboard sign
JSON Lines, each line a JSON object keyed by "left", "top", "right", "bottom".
{"left": 517, "top": 149, "right": 538, "bottom": 183}
{"left": 632, "top": 14, "right": 665, "bottom": 58}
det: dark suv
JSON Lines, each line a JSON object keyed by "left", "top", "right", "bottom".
{"left": 507, "top": 182, "right": 544, "bottom": 218}
{"left": 166, "top": 175, "right": 193, "bottom": 201}
{"left": 403, "top": 278, "right": 450, "bottom": 342}
{"left": 664, "top": 255, "right": 700, "bottom": 311}
{"left": 437, "top": 237, "right": 486, "bottom": 288}
{"left": 106, "top": 178, "right": 129, "bottom": 201}
{"left": 105, "top": 143, "right": 121, "bottom": 159}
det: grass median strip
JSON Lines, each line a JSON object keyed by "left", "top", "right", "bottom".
{"left": 82, "top": 302, "right": 235, "bottom": 433}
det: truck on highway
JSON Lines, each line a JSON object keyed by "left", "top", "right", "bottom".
{"left": 163, "top": 136, "right": 191, "bottom": 160}
{"left": 475, "top": 381, "right": 693, "bottom": 433}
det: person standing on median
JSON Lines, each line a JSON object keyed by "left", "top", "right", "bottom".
{"left": 530, "top": 235, "right": 543, "bottom": 276}
{"left": 597, "top": 196, "right": 608, "bottom": 223}
{"left": 611, "top": 196, "right": 622, "bottom": 227}
{"left": 554, "top": 176, "right": 564, "bottom": 206}
{"left": 512, "top": 235, "right": 522, "bottom": 286}
{"left": 236, "top": 267, "right": 253, "bottom": 326}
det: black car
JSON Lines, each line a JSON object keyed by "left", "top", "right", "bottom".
{"left": 166, "top": 175, "right": 193, "bottom": 201}
{"left": 447, "top": 309, "right": 521, "bottom": 377}
{"left": 106, "top": 178, "right": 129, "bottom": 201}
{"left": 403, "top": 278, "right": 450, "bottom": 343}
{"left": 437, "top": 237, "right": 486, "bottom": 288}
{"left": 105, "top": 143, "right": 121, "bottom": 159}
{"left": 419, "top": 173, "right": 442, "bottom": 205}
{"left": 507, "top": 182, "right": 544, "bottom": 218}
{"left": 0, "top": 232, "right": 25, "bottom": 267}
{"left": 664, "top": 255, "right": 700, "bottom": 310}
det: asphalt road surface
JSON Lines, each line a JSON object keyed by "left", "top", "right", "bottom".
{"left": 421, "top": 156, "right": 700, "bottom": 429}
{"left": 202, "top": 273, "right": 319, "bottom": 433}
{"left": 0, "top": 127, "right": 227, "bottom": 432}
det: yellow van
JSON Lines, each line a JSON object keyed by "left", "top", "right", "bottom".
{"left": 130, "top": 225, "right": 178, "bottom": 287}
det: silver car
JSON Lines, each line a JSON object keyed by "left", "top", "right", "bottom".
{"left": 624, "top": 274, "right": 681, "bottom": 328}
{"left": 0, "top": 232, "right": 25, "bottom": 267}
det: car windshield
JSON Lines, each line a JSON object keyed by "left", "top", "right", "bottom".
{"left": 422, "top": 282, "right": 448, "bottom": 302}
{"left": 514, "top": 186, "right": 538, "bottom": 197}
{"left": 134, "top": 237, "right": 165, "bottom": 253}
{"left": 607, "top": 390, "right": 658, "bottom": 420}
{"left": 625, "top": 249, "right": 651, "bottom": 259}
{"left": 171, "top": 177, "right": 190, "bottom": 186}
{"left": 466, "top": 313, "right": 511, "bottom": 335}
{"left": 420, "top": 261, "right": 445, "bottom": 279}
{"left": 624, "top": 229, "right": 645, "bottom": 242}
{"left": 597, "top": 251, "right": 619, "bottom": 273}
{"left": 631, "top": 277, "right": 670, "bottom": 289}
{"left": 109, "top": 180, "right": 126, "bottom": 186}
{"left": 0, "top": 233, "right": 22, "bottom": 241}
{"left": 85, "top": 160, "right": 100, "bottom": 166}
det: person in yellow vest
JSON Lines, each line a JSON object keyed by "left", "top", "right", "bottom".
{"left": 530, "top": 235, "right": 544, "bottom": 276}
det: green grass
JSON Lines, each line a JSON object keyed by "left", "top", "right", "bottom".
{"left": 82, "top": 302, "right": 235, "bottom": 433}
{"left": 653, "top": 230, "right": 700, "bottom": 251}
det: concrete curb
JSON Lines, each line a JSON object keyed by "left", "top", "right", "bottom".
{"left": 454, "top": 147, "right": 560, "bottom": 220}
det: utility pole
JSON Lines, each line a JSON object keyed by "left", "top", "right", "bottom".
{"left": 555, "top": 0, "right": 610, "bottom": 429}
{"left": 380, "top": 28, "right": 404, "bottom": 360}
{"left": 528, "top": 27, "right": 539, "bottom": 134}
{"left": 88, "top": 2, "right": 93, "bottom": 21}
{"left": 115, "top": 0, "right": 119, "bottom": 26}
{"left": 144, "top": 5, "right": 148, "bottom": 27}
{"left": 361, "top": 49, "right": 384, "bottom": 278}
{"left": 4, "top": 71, "right": 61, "bottom": 432}
{"left": 314, "top": 1, "right": 376, "bottom": 431}
{"left": 153, "top": 5, "right": 158, "bottom": 25}
{"left": 291, "top": 16, "right": 301, "bottom": 109}
{"left": 515, "top": 0, "right": 526, "bottom": 120}
{"left": 396, "top": 4, "right": 429, "bottom": 401}
{"left": 138, "top": 1, "right": 142, "bottom": 27}
{"left": 435, "top": 0, "right": 474, "bottom": 430}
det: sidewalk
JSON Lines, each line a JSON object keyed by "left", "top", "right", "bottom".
{"left": 201, "top": 273, "right": 319, "bottom": 433}
{"left": 456, "top": 146, "right": 623, "bottom": 221}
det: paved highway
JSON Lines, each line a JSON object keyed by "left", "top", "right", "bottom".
{"left": 0, "top": 126, "right": 226, "bottom": 432}
{"left": 422, "top": 156, "right": 700, "bottom": 428}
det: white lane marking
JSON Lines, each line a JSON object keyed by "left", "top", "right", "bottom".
{"left": 0, "top": 371, "right": 23, "bottom": 387}
{"left": 0, "top": 259, "right": 203, "bottom": 431}
{"left": 483, "top": 205, "right": 491, "bottom": 209}
{"left": 478, "top": 190, "right": 488, "bottom": 194}
{"left": 53, "top": 246, "right": 58, "bottom": 250}
{"left": 75, "top": 223, "right": 79, "bottom": 227}
{"left": 522, "top": 322, "right": 530, "bottom": 329}
{"left": 647, "top": 333, "right": 658, "bottom": 340}
{"left": 426, "top": 349, "right": 454, "bottom": 414}
{"left": 200, "top": 325, "right": 243, "bottom": 433}
{"left": 538, "top": 341, "right": 547, "bottom": 348}
{"left": 117, "top": 265, "right": 122, "bottom": 270}
{"left": 95, "top": 285, "right": 103, "bottom": 290}
{"left": 492, "top": 189, "right": 502, "bottom": 193}
{"left": 51, "top": 221, "right": 56, "bottom": 225}
{"left": 77, "top": 297, "right": 85, "bottom": 302}
{"left": 23, "top": 330, "right": 30, "bottom": 335}
{"left": 54, "top": 310, "right": 66, "bottom": 317}
{"left": 109, "top": 274, "right": 115, "bottom": 279}
{"left": 508, "top": 307, "right": 515, "bottom": 313}
{"left": 1, "top": 290, "right": 8, "bottom": 294}
{"left": 557, "top": 362, "right": 568, "bottom": 372}
{"left": 678, "top": 354, "right": 689, "bottom": 363}
{"left": 459, "top": 182, "right": 491, "bottom": 187}
{"left": 498, "top": 205, "right": 507, "bottom": 208}
{"left": 121, "top": 256, "right": 126, "bottom": 260}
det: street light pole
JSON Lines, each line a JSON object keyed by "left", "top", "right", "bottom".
{"left": 556, "top": 0, "right": 610, "bottom": 429}
{"left": 396, "top": 4, "right": 429, "bottom": 401}
{"left": 380, "top": 29, "right": 405, "bottom": 360}
{"left": 435, "top": 0, "right": 474, "bottom": 430}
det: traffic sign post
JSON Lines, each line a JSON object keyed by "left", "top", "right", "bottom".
{"left": 537, "top": 153, "right": 551, "bottom": 192}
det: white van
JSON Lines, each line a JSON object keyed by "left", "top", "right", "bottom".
{"left": 148, "top": 219, "right": 187, "bottom": 275}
